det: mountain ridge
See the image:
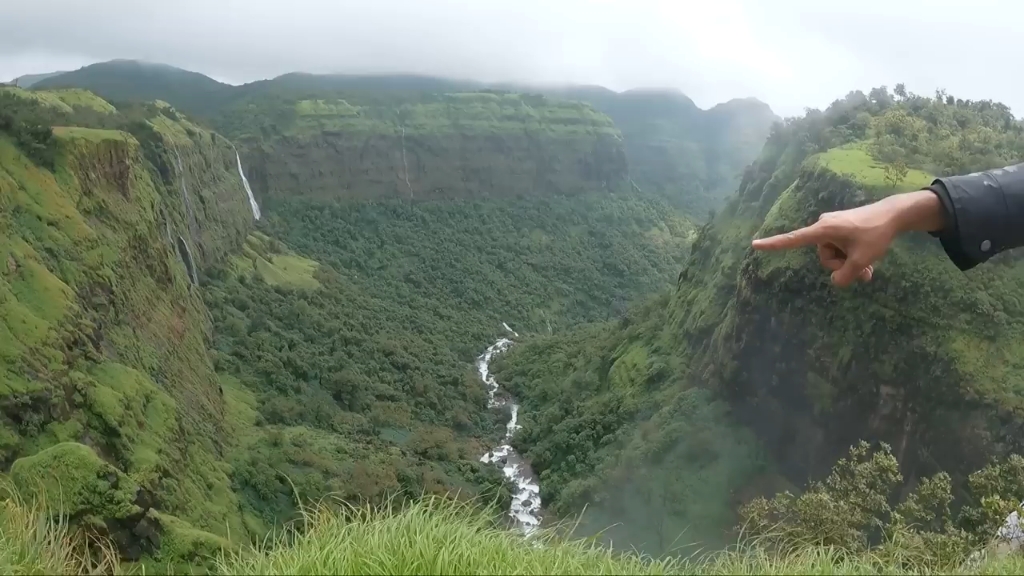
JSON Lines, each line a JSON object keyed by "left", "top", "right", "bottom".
{"left": 32, "top": 59, "right": 775, "bottom": 117}
{"left": 33, "top": 59, "right": 778, "bottom": 217}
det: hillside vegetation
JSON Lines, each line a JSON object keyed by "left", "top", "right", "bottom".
{"left": 548, "top": 87, "right": 778, "bottom": 216}
{"left": 4, "top": 490, "right": 1024, "bottom": 575}
{"left": 493, "top": 85, "right": 1024, "bottom": 563}
{"left": 221, "top": 91, "right": 630, "bottom": 205}
{"left": 1, "top": 78, "right": 709, "bottom": 571}
{"left": 14, "top": 60, "right": 1024, "bottom": 575}
{"left": 0, "top": 85, "right": 257, "bottom": 567}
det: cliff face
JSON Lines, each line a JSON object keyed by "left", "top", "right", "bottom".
{"left": 222, "top": 92, "right": 629, "bottom": 207}
{"left": 675, "top": 135, "right": 1024, "bottom": 491}
{"left": 491, "top": 89, "right": 1024, "bottom": 556}
{"left": 547, "top": 88, "right": 779, "bottom": 217}
{"left": 34, "top": 61, "right": 778, "bottom": 218}
{"left": 0, "top": 88, "right": 256, "bottom": 561}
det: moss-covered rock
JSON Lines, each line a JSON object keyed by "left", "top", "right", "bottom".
{"left": 11, "top": 442, "right": 140, "bottom": 519}
{"left": 9, "top": 442, "right": 162, "bottom": 559}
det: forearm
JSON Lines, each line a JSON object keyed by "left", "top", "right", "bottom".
{"left": 885, "top": 190, "right": 947, "bottom": 234}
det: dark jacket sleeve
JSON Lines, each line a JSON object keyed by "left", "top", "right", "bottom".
{"left": 926, "top": 162, "right": 1024, "bottom": 271}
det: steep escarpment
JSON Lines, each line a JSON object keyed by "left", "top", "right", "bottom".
{"left": 721, "top": 167, "right": 1024, "bottom": 478}
{"left": 547, "top": 87, "right": 778, "bottom": 217}
{"left": 0, "top": 87, "right": 256, "bottom": 564}
{"left": 493, "top": 87, "right": 1024, "bottom": 557}
{"left": 33, "top": 61, "right": 777, "bottom": 220}
{"left": 219, "top": 92, "right": 629, "bottom": 207}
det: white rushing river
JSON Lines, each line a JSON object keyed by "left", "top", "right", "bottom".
{"left": 477, "top": 323, "right": 542, "bottom": 534}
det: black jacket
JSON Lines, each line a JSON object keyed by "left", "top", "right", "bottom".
{"left": 927, "top": 162, "right": 1024, "bottom": 270}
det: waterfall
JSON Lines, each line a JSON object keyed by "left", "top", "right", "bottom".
{"left": 478, "top": 323, "right": 542, "bottom": 535}
{"left": 400, "top": 125, "right": 413, "bottom": 198}
{"left": 175, "top": 235, "right": 198, "bottom": 287}
{"left": 235, "top": 151, "right": 262, "bottom": 220}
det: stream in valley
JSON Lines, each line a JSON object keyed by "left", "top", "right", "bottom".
{"left": 477, "top": 324, "right": 542, "bottom": 534}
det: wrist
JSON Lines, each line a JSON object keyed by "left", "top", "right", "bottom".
{"left": 884, "top": 190, "right": 946, "bottom": 234}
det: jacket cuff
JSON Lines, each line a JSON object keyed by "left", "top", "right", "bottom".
{"left": 926, "top": 180, "right": 985, "bottom": 271}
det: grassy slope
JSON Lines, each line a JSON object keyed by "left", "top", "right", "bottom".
{"left": 0, "top": 88, "right": 258, "bottom": 565}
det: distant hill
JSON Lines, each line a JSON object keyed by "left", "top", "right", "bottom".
{"left": 33, "top": 60, "right": 234, "bottom": 119}
{"left": 545, "top": 87, "right": 779, "bottom": 216}
{"left": 33, "top": 59, "right": 778, "bottom": 217}
{"left": 8, "top": 71, "right": 67, "bottom": 88}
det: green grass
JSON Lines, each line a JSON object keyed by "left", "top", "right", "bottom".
{"left": 229, "top": 233, "right": 321, "bottom": 290}
{"left": 0, "top": 483, "right": 117, "bottom": 575}
{"left": 283, "top": 93, "right": 619, "bottom": 138}
{"left": 2, "top": 494, "right": 1023, "bottom": 575}
{"left": 295, "top": 99, "right": 362, "bottom": 117}
{"left": 49, "top": 89, "right": 118, "bottom": 114}
{"left": 84, "top": 362, "right": 178, "bottom": 481}
{"left": 52, "top": 126, "right": 130, "bottom": 142}
{"left": 812, "top": 142, "right": 932, "bottom": 197}
{"left": 0, "top": 87, "right": 117, "bottom": 114}
{"left": 147, "top": 112, "right": 208, "bottom": 146}
{"left": 1, "top": 87, "right": 75, "bottom": 114}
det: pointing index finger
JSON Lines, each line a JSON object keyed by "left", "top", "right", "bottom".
{"left": 752, "top": 222, "right": 828, "bottom": 251}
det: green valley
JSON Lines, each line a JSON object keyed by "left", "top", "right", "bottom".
{"left": 5, "top": 55, "right": 1024, "bottom": 576}
{"left": 0, "top": 71, "right": 702, "bottom": 572}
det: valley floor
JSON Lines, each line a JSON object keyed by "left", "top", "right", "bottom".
{"left": 6, "top": 495, "right": 1022, "bottom": 576}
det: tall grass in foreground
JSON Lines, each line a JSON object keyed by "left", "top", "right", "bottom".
{"left": 3, "top": 493, "right": 1023, "bottom": 575}
{"left": 218, "top": 497, "right": 1024, "bottom": 576}
{"left": 0, "top": 483, "right": 116, "bottom": 575}
{"left": 218, "top": 496, "right": 679, "bottom": 575}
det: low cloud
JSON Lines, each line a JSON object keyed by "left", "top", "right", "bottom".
{"left": 2, "top": 0, "right": 1023, "bottom": 117}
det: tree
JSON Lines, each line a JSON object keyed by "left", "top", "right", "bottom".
{"left": 884, "top": 160, "right": 910, "bottom": 188}
{"left": 894, "top": 83, "right": 907, "bottom": 101}
{"left": 738, "top": 442, "right": 1024, "bottom": 571}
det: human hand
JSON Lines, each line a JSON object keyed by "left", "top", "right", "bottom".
{"left": 750, "top": 191, "right": 945, "bottom": 288}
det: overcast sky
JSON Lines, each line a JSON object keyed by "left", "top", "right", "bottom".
{"left": 2, "top": 0, "right": 1021, "bottom": 118}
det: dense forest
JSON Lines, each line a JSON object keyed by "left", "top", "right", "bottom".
{"left": 203, "top": 192, "right": 694, "bottom": 528}
{"left": 5, "top": 60, "right": 1024, "bottom": 576}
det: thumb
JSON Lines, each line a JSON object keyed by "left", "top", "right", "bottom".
{"left": 831, "top": 257, "right": 869, "bottom": 288}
